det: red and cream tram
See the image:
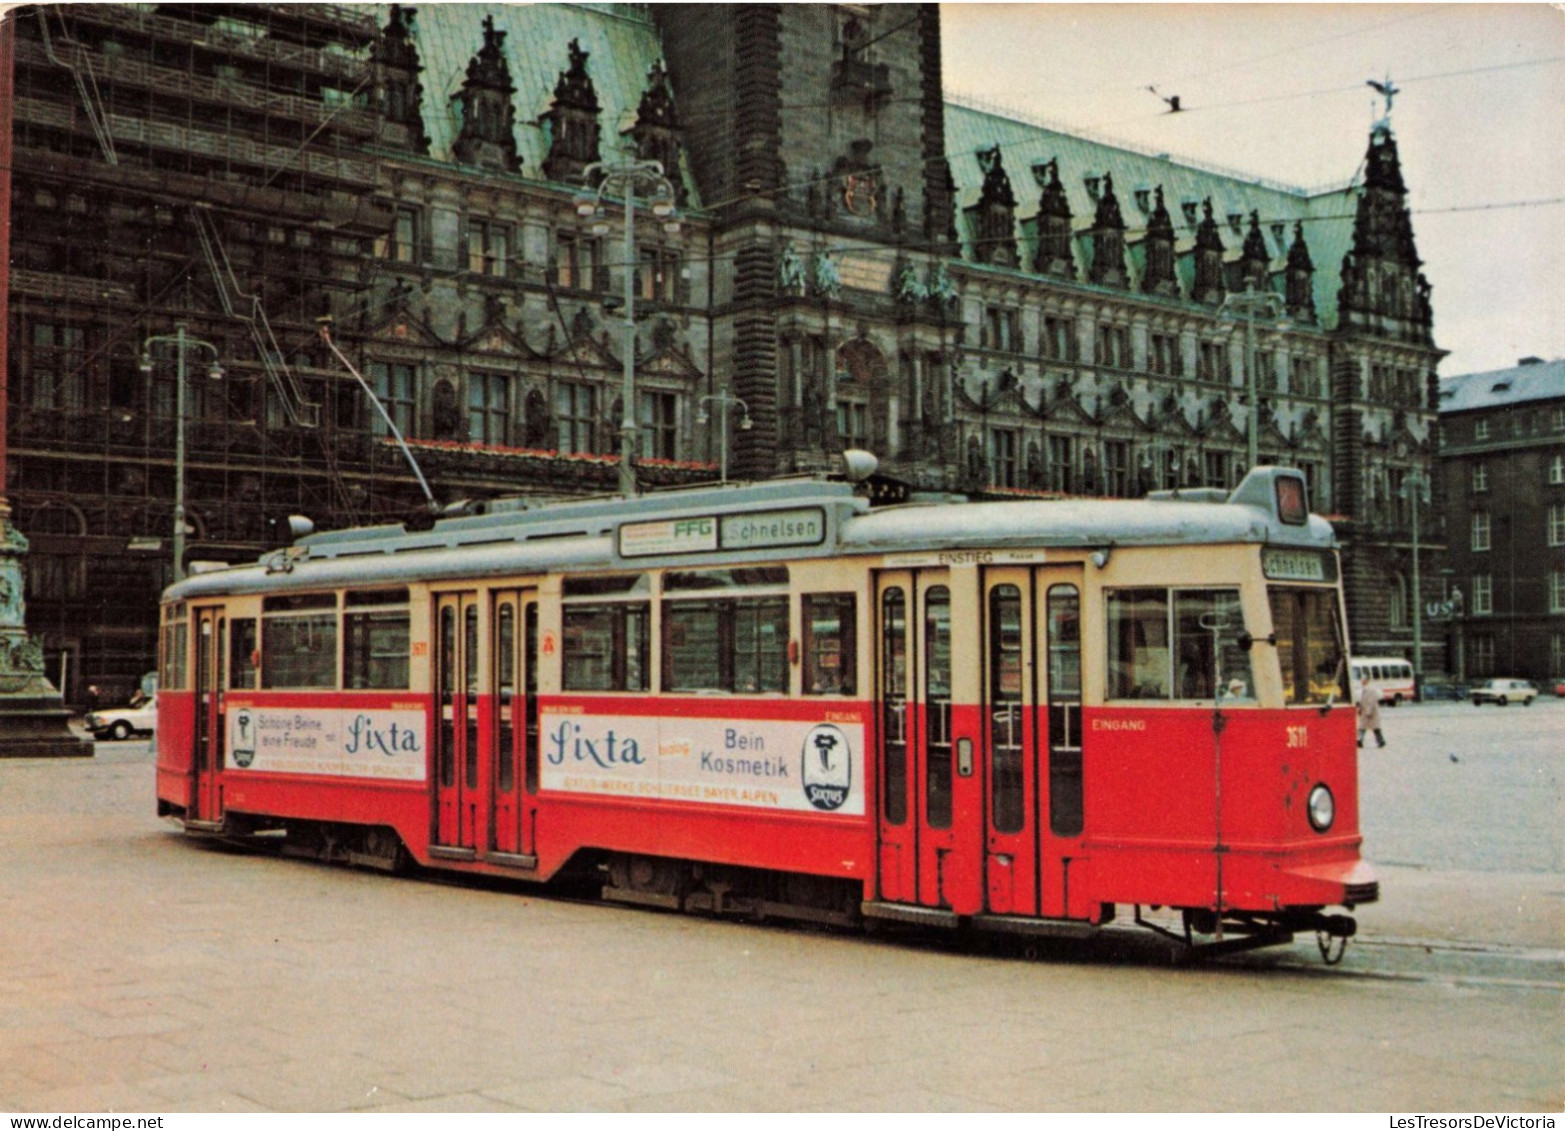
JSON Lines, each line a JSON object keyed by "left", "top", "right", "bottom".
{"left": 155, "top": 463, "right": 1376, "bottom": 958}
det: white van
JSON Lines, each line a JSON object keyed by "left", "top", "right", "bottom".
{"left": 1350, "top": 657, "right": 1416, "bottom": 705}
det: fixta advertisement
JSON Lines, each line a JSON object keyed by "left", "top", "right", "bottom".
{"left": 540, "top": 709, "right": 864, "bottom": 815}
{"left": 227, "top": 705, "right": 426, "bottom": 781}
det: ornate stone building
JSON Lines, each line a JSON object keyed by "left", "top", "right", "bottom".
{"left": 3, "top": 3, "right": 1443, "bottom": 701}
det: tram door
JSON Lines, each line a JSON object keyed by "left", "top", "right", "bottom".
{"left": 190, "top": 607, "right": 226, "bottom": 822}
{"left": 980, "top": 567, "right": 1084, "bottom": 917}
{"left": 875, "top": 569, "right": 981, "bottom": 911}
{"left": 433, "top": 592, "right": 482, "bottom": 851}
{"left": 489, "top": 589, "right": 539, "bottom": 861}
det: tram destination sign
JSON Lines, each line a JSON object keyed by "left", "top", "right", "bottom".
{"left": 1262, "top": 547, "right": 1337, "bottom": 582}
{"left": 620, "top": 507, "right": 825, "bottom": 558}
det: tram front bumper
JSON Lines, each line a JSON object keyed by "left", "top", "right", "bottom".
{"left": 1279, "top": 857, "right": 1380, "bottom": 907}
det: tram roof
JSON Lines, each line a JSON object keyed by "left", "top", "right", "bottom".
{"left": 164, "top": 467, "right": 1332, "bottom": 603}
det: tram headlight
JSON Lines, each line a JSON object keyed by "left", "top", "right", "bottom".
{"left": 1307, "top": 784, "right": 1336, "bottom": 832}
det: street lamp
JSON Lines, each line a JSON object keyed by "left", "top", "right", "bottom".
{"left": 1400, "top": 468, "right": 1431, "bottom": 698}
{"left": 575, "top": 149, "right": 681, "bottom": 497}
{"left": 140, "top": 325, "right": 223, "bottom": 584}
{"left": 1219, "top": 283, "right": 1288, "bottom": 472}
{"left": 697, "top": 392, "right": 753, "bottom": 485}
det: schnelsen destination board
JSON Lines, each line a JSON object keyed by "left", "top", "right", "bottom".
{"left": 540, "top": 708, "right": 863, "bottom": 815}
{"left": 227, "top": 705, "right": 426, "bottom": 780}
{"left": 619, "top": 508, "right": 825, "bottom": 558}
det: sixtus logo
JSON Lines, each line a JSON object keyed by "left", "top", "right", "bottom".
{"left": 231, "top": 708, "right": 256, "bottom": 768}
{"left": 801, "top": 723, "right": 852, "bottom": 811}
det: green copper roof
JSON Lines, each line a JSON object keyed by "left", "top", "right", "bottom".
{"left": 389, "top": 3, "right": 696, "bottom": 200}
{"left": 944, "top": 98, "right": 1362, "bottom": 330}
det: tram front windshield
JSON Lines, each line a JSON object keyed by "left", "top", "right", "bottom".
{"left": 1269, "top": 587, "right": 1350, "bottom": 706}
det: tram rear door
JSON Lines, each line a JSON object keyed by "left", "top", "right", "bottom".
{"left": 190, "top": 606, "right": 226, "bottom": 824}
{"left": 489, "top": 589, "right": 539, "bottom": 863}
{"left": 981, "top": 566, "right": 1084, "bottom": 919}
{"left": 874, "top": 569, "right": 982, "bottom": 912}
{"left": 433, "top": 592, "right": 481, "bottom": 852}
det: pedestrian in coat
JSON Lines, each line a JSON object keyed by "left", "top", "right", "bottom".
{"left": 1357, "top": 681, "right": 1386, "bottom": 748}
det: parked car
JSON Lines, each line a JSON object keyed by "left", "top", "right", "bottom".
{"left": 1470, "top": 678, "right": 1537, "bottom": 707}
{"left": 85, "top": 693, "right": 157, "bottom": 740}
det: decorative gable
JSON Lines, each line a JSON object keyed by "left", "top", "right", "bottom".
{"left": 541, "top": 39, "right": 603, "bottom": 185}
{"left": 1087, "top": 172, "right": 1128, "bottom": 288}
{"left": 1141, "top": 185, "right": 1178, "bottom": 296}
{"left": 451, "top": 16, "right": 520, "bottom": 172}
{"left": 967, "top": 146, "right": 1018, "bottom": 268}
{"left": 1031, "top": 159, "right": 1075, "bottom": 279}
{"left": 630, "top": 62, "right": 684, "bottom": 204}
{"left": 374, "top": 5, "right": 430, "bottom": 155}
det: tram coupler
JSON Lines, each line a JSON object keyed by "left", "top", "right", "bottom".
{"left": 1279, "top": 909, "right": 1357, "bottom": 938}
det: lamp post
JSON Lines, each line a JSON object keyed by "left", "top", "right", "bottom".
{"left": 140, "top": 325, "right": 223, "bottom": 584}
{"left": 698, "top": 392, "right": 753, "bottom": 485}
{"left": 1401, "top": 468, "right": 1430, "bottom": 698}
{"left": 576, "top": 151, "right": 680, "bottom": 497}
{"left": 1219, "top": 284, "right": 1288, "bottom": 472}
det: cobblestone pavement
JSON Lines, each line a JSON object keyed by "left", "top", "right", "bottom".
{"left": 0, "top": 707, "right": 1558, "bottom": 1113}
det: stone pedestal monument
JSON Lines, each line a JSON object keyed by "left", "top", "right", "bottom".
{"left": 0, "top": 512, "right": 92, "bottom": 757}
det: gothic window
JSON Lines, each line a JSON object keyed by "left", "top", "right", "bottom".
{"left": 637, "top": 248, "right": 681, "bottom": 304}
{"left": 1475, "top": 419, "right": 1490, "bottom": 441}
{"left": 1204, "top": 450, "right": 1232, "bottom": 489}
{"left": 369, "top": 362, "right": 416, "bottom": 438}
{"left": 990, "top": 428, "right": 1019, "bottom": 488}
{"left": 984, "top": 306, "right": 1021, "bottom": 353}
{"left": 1198, "top": 341, "right": 1228, "bottom": 384}
{"left": 1150, "top": 333, "right": 1181, "bottom": 377}
{"left": 1472, "top": 462, "right": 1488, "bottom": 494}
{"left": 465, "top": 220, "right": 509, "bottom": 277}
{"left": 1047, "top": 434, "right": 1074, "bottom": 493}
{"left": 1042, "top": 316, "right": 1075, "bottom": 362}
{"left": 380, "top": 207, "right": 421, "bottom": 264}
{"left": 1549, "top": 454, "right": 1564, "bottom": 485}
{"left": 468, "top": 373, "right": 510, "bottom": 445}
{"left": 1290, "top": 355, "right": 1321, "bottom": 398}
{"left": 1103, "top": 440, "right": 1131, "bottom": 497}
{"left": 1255, "top": 350, "right": 1277, "bottom": 393}
{"left": 638, "top": 391, "right": 678, "bottom": 460}
{"left": 1095, "top": 324, "right": 1130, "bottom": 370}
{"left": 1553, "top": 572, "right": 1565, "bottom": 615}
{"left": 555, "top": 382, "right": 598, "bottom": 454}
{"left": 1548, "top": 503, "right": 1565, "bottom": 548}
{"left": 838, "top": 399, "right": 870, "bottom": 449}
{"left": 555, "top": 232, "right": 602, "bottom": 292}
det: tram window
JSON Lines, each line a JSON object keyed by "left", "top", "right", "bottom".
{"left": 1108, "top": 588, "right": 1252, "bottom": 701}
{"left": 261, "top": 593, "right": 338, "bottom": 689}
{"left": 1270, "top": 587, "right": 1348, "bottom": 705}
{"left": 161, "top": 605, "right": 188, "bottom": 691}
{"left": 229, "top": 617, "right": 258, "bottom": 689}
{"left": 1108, "top": 589, "right": 1169, "bottom": 699}
{"left": 924, "top": 587, "right": 953, "bottom": 830}
{"left": 562, "top": 604, "right": 649, "bottom": 692}
{"left": 881, "top": 588, "right": 908, "bottom": 826}
{"left": 663, "top": 596, "right": 788, "bottom": 694}
{"left": 989, "top": 585, "right": 1025, "bottom": 835}
{"left": 803, "top": 593, "right": 856, "bottom": 695}
{"left": 343, "top": 608, "right": 410, "bottom": 689}
{"left": 1174, "top": 590, "right": 1251, "bottom": 700}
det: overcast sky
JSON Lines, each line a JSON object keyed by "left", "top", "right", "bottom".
{"left": 938, "top": 3, "right": 1565, "bottom": 380}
